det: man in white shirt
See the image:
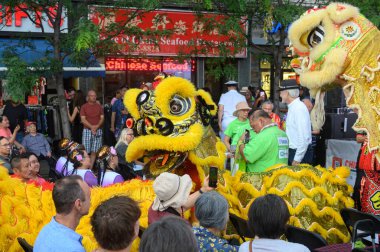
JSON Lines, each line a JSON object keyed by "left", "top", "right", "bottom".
{"left": 280, "top": 79, "right": 312, "bottom": 166}
{"left": 218, "top": 80, "right": 246, "bottom": 141}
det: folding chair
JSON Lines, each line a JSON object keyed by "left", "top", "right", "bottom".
{"left": 340, "top": 208, "right": 380, "bottom": 237}
{"left": 285, "top": 225, "right": 328, "bottom": 251}
{"left": 17, "top": 237, "right": 33, "bottom": 252}
{"left": 340, "top": 208, "right": 380, "bottom": 252}
{"left": 138, "top": 226, "right": 146, "bottom": 238}
{"left": 229, "top": 213, "right": 254, "bottom": 242}
{"left": 352, "top": 219, "right": 377, "bottom": 252}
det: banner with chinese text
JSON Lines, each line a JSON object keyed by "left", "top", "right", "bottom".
{"left": 89, "top": 7, "right": 247, "bottom": 58}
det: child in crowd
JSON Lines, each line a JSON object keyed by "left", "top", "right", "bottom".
{"left": 68, "top": 145, "right": 97, "bottom": 187}
{"left": 95, "top": 145, "right": 124, "bottom": 187}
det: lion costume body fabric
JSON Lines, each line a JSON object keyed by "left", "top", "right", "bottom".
{"left": 0, "top": 77, "right": 354, "bottom": 251}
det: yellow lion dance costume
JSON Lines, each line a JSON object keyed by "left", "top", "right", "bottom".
{"left": 288, "top": 2, "right": 380, "bottom": 160}
{"left": 0, "top": 76, "right": 353, "bottom": 252}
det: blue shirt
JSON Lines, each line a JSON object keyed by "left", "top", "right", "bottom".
{"left": 34, "top": 217, "right": 85, "bottom": 252}
{"left": 193, "top": 226, "right": 239, "bottom": 252}
{"left": 21, "top": 133, "right": 51, "bottom": 156}
{"left": 112, "top": 99, "right": 127, "bottom": 129}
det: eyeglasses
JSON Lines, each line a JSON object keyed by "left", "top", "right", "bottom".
{"left": 126, "top": 134, "right": 134, "bottom": 136}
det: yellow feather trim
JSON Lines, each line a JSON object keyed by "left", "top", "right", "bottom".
{"left": 126, "top": 124, "right": 203, "bottom": 162}
{"left": 195, "top": 89, "right": 218, "bottom": 116}
{"left": 154, "top": 77, "right": 197, "bottom": 122}
{"left": 124, "top": 88, "right": 143, "bottom": 120}
{"left": 188, "top": 140, "right": 226, "bottom": 169}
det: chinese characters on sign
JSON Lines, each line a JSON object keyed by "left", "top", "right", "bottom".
{"left": 89, "top": 7, "right": 247, "bottom": 57}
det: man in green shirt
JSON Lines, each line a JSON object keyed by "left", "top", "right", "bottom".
{"left": 239, "top": 109, "right": 289, "bottom": 172}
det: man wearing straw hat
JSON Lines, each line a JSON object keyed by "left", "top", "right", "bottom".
{"left": 218, "top": 80, "right": 245, "bottom": 141}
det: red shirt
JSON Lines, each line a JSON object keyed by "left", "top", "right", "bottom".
{"left": 270, "top": 113, "right": 282, "bottom": 129}
{"left": 80, "top": 103, "right": 103, "bottom": 128}
{"left": 11, "top": 174, "right": 53, "bottom": 190}
{"left": 148, "top": 205, "right": 181, "bottom": 225}
{"left": 0, "top": 127, "right": 12, "bottom": 138}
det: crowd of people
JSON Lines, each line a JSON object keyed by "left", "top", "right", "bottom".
{"left": 219, "top": 79, "right": 315, "bottom": 172}
{"left": 32, "top": 174, "right": 310, "bottom": 252}
{"left": 0, "top": 78, "right": 370, "bottom": 252}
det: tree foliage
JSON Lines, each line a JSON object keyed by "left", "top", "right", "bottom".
{"left": 0, "top": 0, "right": 164, "bottom": 137}
{"left": 2, "top": 57, "right": 38, "bottom": 102}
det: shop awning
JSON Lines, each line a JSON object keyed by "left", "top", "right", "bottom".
{"left": 0, "top": 38, "right": 105, "bottom": 78}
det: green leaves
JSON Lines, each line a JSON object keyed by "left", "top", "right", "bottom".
{"left": 2, "top": 57, "right": 39, "bottom": 103}
{"left": 73, "top": 19, "right": 100, "bottom": 53}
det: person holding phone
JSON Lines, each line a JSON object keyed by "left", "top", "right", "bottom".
{"left": 239, "top": 109, "right": 289, "bottom": 172}
{"left": 253, "top": 88, "right": 267, "bottom": 108}
{"left": 148, "top": 172, "right": 214, "bottom": 225}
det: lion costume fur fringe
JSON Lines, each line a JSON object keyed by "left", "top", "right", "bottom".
{"left": 0, "top": 164, "right": 353, "bottom": 251}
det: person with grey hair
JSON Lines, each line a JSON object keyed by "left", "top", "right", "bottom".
{"left": 192, "top": 191, "right": 239, "bottom": 251}
{"left": 261, "top": 100, "right": 281, "bottom": 128}
{"left": 279, "top": 79, "right": 312, "bottom": 166}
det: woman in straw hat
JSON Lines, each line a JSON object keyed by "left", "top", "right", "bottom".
{"left": 148, "top": 172, "right": 214, "bottom": 225}
{"left": 223, "top": 101, "right": 255, "bottom": 174}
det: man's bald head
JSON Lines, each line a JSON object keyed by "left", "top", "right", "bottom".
{"left": 249, "top": 109, "right": 271, "bottom": 133}
{"left": 87, "top": 90, "right": 97, "bottom": 103}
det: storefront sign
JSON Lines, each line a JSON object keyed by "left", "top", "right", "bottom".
{"left": 0, "top": 4, "right": 68, "bottom": 33}
{"left": 106, "top": 58, "right": 195, "bottom": 72}
{"left": 326, "top": 139, "right": 361, "bottom": 186}
{"left": 89, "top": 7, "right": 247, "bottom": 57}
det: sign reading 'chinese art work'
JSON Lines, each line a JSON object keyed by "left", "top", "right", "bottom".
{"left": 89, "top": 7, "right": 247, "bottom": 58}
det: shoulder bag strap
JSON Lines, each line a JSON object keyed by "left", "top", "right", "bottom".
{"left": 249, "top": 240, "right": 253, "bottom": 252}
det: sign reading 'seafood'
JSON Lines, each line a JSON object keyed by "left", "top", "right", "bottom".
{"left": 89, "top": 6, "right": 247, "bottom": 58}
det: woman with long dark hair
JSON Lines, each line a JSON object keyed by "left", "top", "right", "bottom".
{"left": 68, "top": 144, "right": 97, "bottom": 187}
{"left": 95, "top": 145, "right": 124, "bottom": 187}
{"left": 68, "top": 90, "right": 85, "bottom": 143}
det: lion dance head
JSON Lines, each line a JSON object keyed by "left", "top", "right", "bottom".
{"left": 288, "top": 2, "right": 380, "bottom": 160}
{"left": 124, "top": 77, "right": 226, "bottom": 182}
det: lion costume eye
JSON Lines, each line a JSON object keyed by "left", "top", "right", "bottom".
{"left": 307, "top": 24, "right": 325, "bottom": 48}
{"left": 136, "top": 91, "right": 150, "bottom": 105}
{"left": 169, "top": 95, "right": 191, "bottom": 116}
